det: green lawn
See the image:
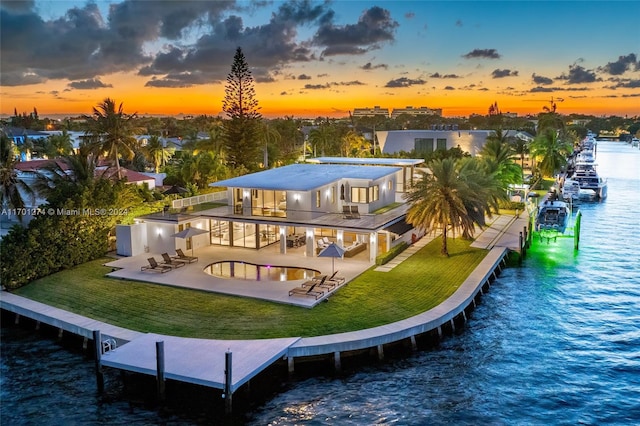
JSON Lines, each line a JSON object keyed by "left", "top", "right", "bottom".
{"left": 14, "top": 238, "right": 486, "bottom": 339}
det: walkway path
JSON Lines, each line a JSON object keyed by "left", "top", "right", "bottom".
{"left": 374, "top": 233, "right": 436, "bottom": 272}
{"left": 375, "top": 213, "right": 528, "bottom": 272}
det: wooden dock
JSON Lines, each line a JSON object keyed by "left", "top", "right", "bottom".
{"left": 100, "top": 333, "right": 299, "bottom": 392}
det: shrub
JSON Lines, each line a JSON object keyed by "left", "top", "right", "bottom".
{"left": 375, "top": 241, "right": 409, "bottom": 265}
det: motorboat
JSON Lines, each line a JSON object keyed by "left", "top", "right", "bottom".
{"left": 570, "top": 161, "right": 607, "bottom": 199}
{"left": 561, "top": 178, "right": 581, "bottom": 201}
{"left": 535, "top": 197, "right": 571, "bottom": 234}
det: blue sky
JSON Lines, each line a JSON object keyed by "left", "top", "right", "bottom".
{"left": 1, "top": 1, "right": 638, "bottom": 117}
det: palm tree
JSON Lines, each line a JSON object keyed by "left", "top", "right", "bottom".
{"left": 342, "top": 131, "right": 371, "bottom": 158}
{"left": 457, "top": 157, "right": 502, "bottom": 236}
{"left": 46, "top": 130, "right": 74, "bottom": 158}
{"left": 32, "top": 143, "right": 98, "bottom": 204}
{"left": 83, "top": 98, "right": 140, "bottom": 180}
{"left": 258, "top": 121, "right": 281, "bottom": 168}
{"left": 478, "top": 136, "right": 523, "bottom": 190}
{"left": 510, "top": 137, "right": 529, "bottom": 172}
{"left": 0, "top": 134, "right": 34, "bottom": 221}
{"left": 530, "top": 128, "right": 573, "bottom": 177}
{"left": 307, "top": 125, "right": 335, "bottom": 157}
{"left": 405, "top": 158, "right": 492, "bottom": 256}
{"left": 144, "top": 135, "right": 172, "bottom": 173}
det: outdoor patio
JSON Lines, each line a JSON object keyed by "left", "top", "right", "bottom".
{"left": 104, "top": 241, "right": 370, "bottom": 308}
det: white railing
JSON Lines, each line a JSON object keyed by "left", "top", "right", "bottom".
{"left": 172, "top": 191, "right": 227, "bottom": 209}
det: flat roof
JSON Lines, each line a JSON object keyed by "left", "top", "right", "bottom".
{"left": 309, "top": 157, "right": 424, "bottom": 166}
{"left": 210, "top": 163, "right": 400, "bottom": 191}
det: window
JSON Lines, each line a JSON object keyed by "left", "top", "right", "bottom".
{"left": 415, "top": 138, "right": 434, "bottom": 153}
{"left": 331, "top": 186, "right": 336, "bottom": 204}
{"left": 351, "top": 186, "right": 378, "bottom": 203}
{"left": 387, "top": 180, "right": 392, "bottom": 191}
{"left": 250, "top": 189, "right": 287, "bottom": 217}
{"left": 316, "top": 190, "right": 321, "bottom": 208}
{"left": 437, "top": 138, "right": 447, "bottom": 150}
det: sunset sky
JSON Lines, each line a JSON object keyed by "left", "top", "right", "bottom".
{"left": 1, "top": 1, "right": 638, "bottom": 119}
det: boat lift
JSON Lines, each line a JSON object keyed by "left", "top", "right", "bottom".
{"left": 528, "top": 188, "right": 581, "bottom": 249}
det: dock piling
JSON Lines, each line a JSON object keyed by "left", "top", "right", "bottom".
{"left": 224, "top": 351, "right": 233, "bottom": 415}
{"left": 93, "top": 330, "right": 104, "bottom": 394}
{"left": 334, "top": 351, "right": 342, "bottom": 372}
{"left": 156, "top": 341, "right": 166, "bottom": 402}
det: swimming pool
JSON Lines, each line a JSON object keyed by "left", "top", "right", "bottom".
{"left": 204, "top": 261, "right": 321, "bottom": 281}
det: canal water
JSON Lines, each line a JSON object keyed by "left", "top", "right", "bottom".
{"left": 2, "top": 142, "right": 639, "bottom": 425}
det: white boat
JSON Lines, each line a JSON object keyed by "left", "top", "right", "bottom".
{"left": 562, "top": 178, "right": 581, "bottom": 201}
{"left": 535, "top": 198, "right": 571, "bottom": 234}
{"left": 631, "top": 137, "right": 639, "bottom": 147}
{"left": 570, "top": 161, "right": 607, "bottom": 199}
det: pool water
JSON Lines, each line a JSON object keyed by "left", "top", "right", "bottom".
{"left": 204, "top": 261, "right": 320, "bottom": 281}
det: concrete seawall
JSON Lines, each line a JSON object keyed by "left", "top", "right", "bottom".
{"left": 1, "top": 214, "right": 527, "bottom": 406}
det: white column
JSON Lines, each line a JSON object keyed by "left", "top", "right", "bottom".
{"left": 306, "top": 228, "right": 315, "bottom": 257}
{"left": 336, "top": 230, "right": 344, "bottom": 246}
{"left": 369, "top": 232, "right": 378, "bottom": 263}
{"left": 279, "top": 227, "right": 287, "bottom": 254}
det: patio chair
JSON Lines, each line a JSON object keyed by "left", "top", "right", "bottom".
{"left": 306, "top": 275, "right": 337, "bottom": 292}
{"left": 320, "top": 270, "right": 345, "bottom": 286}
{"left": 161, "top": 252, "right": 186, "bottom": 268}
{"left": 289, "top": 282, "right": 325, "bottom": 300}
{"left": 173, "top": 248, "right": 198, "bottom": 263}
{"left": 141, "top": 257, "right": 172, "bottom": 273}
{"left": 350, "top": 205, "right": 360, "bottom": 219}
{"left": 342, "top": 205, "right": 354, "bottom": 219}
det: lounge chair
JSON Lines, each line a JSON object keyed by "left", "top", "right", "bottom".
{"left": 350, "top": 205, "right": 360, "bottom": 219}
{"left": 173, "top": 248, "right": 198, "bottom": 263}
{"left": 289, "top": 282, "right": 325, "bottom": 300}
{"left": 318, "top": 270, "right": 345, "bottom": 286}
{"left": 141, "top": 257, "right": 172, "bottom": 273}
{"left": 342, "top": 205, "right": 354, "bottom": 219}
{"left": 161, "top": 252, "right": 186, "bottom": 268}
{"left": 303, "top": 275, "right": 336, "bottom": 291}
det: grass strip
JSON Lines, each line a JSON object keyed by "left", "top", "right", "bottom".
{"left": 14, "top": 238, "right": 486, "bottom": 339}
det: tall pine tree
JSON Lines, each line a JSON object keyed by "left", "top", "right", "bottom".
{"left": 222, "top": 47, "right": 262, "bottom": 171}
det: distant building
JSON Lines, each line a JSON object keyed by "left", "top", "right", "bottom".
{"left": 390, "top": 106, "right": 442, "bottom": 119}
{"left": 376, "top": 129, "right": 492, "bottom": 156}
{"left": 352, "top": 106, "right": 390, "bottom": 118}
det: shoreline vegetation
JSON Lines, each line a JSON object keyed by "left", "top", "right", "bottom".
{"left": 13, "top": 237, "right": 486, "bottom": 340}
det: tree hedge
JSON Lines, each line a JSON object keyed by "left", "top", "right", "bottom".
{"left": 1, "top": 179, "right": 141, "bottom": 290}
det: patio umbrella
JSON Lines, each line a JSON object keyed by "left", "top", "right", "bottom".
{"left": 318, "top": 242, "right": 346, "bottom": 275}
{"left": 170, "top": 227, "right": 208, "bottom": 256}
{"left": 163, "top": 185, "right": 188, "bottom": 195}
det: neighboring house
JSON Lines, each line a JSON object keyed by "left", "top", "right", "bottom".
{"left": 1, "top": 161, "right": 155, "bottom": 233}
{"left": 514, "top": 131, "right": 535, "bottom": 143}
{"left": 123, "top": 162, "right": 419, "bottom": 263}
{"left": 97, "top": 167, "right": 156, "bottom": 190}
{"left": 2, "top": 127, "right": 50, "bottom": 161}
{"left": 376, "top": 129, "right": 494, "bottom": 156}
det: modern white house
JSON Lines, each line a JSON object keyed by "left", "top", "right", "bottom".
{"left": 376, "top": 129, "right": 493, "bottom": 156}
{"left": 121, "top": 161, "right": 422, "bottom": 263}
{"left": 375, "top": 129, "right": 535, "bottom": 157}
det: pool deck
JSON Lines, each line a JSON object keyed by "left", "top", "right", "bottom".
{"left": 1, "top": 214, "right": 526, "bottom": 396}
{"left": 104, "top": 242, "right": 370, "bottom": 308}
